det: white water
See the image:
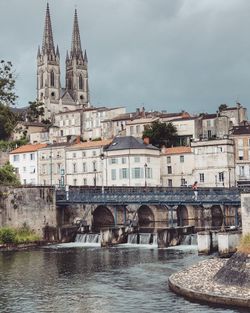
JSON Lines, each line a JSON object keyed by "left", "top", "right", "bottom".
{"left": 181, "top": 234, "right": 197, "bottom": 246}
{"left": 74, "top": 233, "right": 101, "bottom": 247}
{"left": 123, "top": 233, "right": 158, "bottom": 248}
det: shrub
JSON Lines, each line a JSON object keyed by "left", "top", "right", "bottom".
{"left": 0, "top": 227, "right": 16, "bottom": 244}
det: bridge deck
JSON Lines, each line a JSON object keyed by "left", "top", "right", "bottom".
{"left": 56, "top": 187, "right": 241, "bottom": 206}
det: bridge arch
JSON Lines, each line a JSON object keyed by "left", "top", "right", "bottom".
{"left": 211, "top": 205, "right": 223, "bottom": 227}
{"left": 177, "top": 205, "right": 188, "bottom": 226}
{"left": 138, "top": 205, "right": 155, "bottom": 227}
{"left": 92, "top": 205, "right": 114, "bottom": 231}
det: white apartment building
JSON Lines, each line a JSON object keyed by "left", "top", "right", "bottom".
{"left": 126, "top": 117, "right": 159, "bottom": 138}
{"left": 191, "top": 138, "right": 235, "bottom": 187}
{"left": 65, "top": 139, "right": 111, "bottom": 186}
{"left": 38, "top": 143, "right": 71, "bottom": 186}
{"left": 9, "top": 143, "right": 47, "bottom": 185}
{"left": 104, "top": 136, "right": 160, "bottom": 187}
{"left": 160, "top": 146, "right": 194, "bottom": 187}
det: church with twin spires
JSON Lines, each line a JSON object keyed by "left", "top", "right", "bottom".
{"left": 37, "top": 3, "right": 90, "bottom": 120}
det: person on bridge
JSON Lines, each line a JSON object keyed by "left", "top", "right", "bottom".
{"left": 192, "top": 181, "right": 198, "bottom": 201}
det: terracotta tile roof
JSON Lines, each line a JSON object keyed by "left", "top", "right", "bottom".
{"left": 163, "top": 146, "right": 192, "bottom": 155}
{"left": 10, "top": 143, "right": 47, "bottom": 154}
{"left": 69, "top": 139, "right": 112, "bottom": 150}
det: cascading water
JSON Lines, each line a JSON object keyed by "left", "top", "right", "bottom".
{"left": 126, "top": 233, "right": 158, "bottom": 247}
{"left": 181, "top": 234, "right": 197, "bottom": 246}
{"left": 75, "top": 233, "right": 101, "bottom": 246}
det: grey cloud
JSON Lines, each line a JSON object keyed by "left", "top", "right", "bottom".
{"left": 0, "top": 0, "right": 250, "bottom": 114}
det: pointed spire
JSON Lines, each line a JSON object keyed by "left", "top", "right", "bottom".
{"left": 71, "top": 9, "right": 83, "bottom": 58}
{"left": 66, "top": 50, "right": 69, "bottom": 61}
{"left": 56, "top": 45, "right": 60, "bottom": 58}
{"left": 84, "top": 49, "right": 88, "bottom": 63}
{"left": 37, "top": 46, "right": 41, "bottom": 58}
{"left": 42, "top": 3, "right": 55, "bottom": 55}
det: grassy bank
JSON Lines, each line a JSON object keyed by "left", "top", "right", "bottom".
{"left": 0, "top": 226, "right": 40, "bottom": 244}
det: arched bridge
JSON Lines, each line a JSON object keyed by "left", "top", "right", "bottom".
{"left": 56, "top": 186, "right": 241, "bottom": 206}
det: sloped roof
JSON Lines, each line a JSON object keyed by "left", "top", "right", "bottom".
{"left": 69, "top": 139, "right": 112, "bottom": 150}
{"left": 104, "top": 136, "right": 159, "bottom": 151}
{"left": 231, "top": 125, "right": 250, "bottom": 135}
{"left": 163, "top": 146, "right": 192, "bottom": 155}
{"left": 10, "top": 143, "right": 47, "bottom": 154}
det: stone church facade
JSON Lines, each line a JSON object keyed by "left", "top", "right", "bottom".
{"left": 37, "top": 4, "right": 90, "bottom": 120}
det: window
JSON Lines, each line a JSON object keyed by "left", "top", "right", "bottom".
{"left": 82, "top": 152, "right": 86, "bottom": 157}
{"left": 240, "top": 166, "right": 245, "bottom": 177}
{"left": 130, "top": 126, "right": 134, "bottom": 135}
{"left": 136, "top": 125, "right": 140, "bottom": 134}
{"left": 23, "top": 154, "right": 26, "bottom": 160}
{"left": 73, "top": 152, "right": 76, "bottom": 158}
{"left": 50, "top": 70, "right": 54, "bottom": 87}
{"left": 82, "top": 163, "right": 86, "bottom": 172}
{"left": 73, "top": 163, "right": 77, "bottom": 173}
{"left": 207, "top": 120, "right": 211, "bottom": 127}
{"left": 167, "top": 156, "right": 171, "bottom": 164}
{"left": 73, "top": 179, "right": 77, "bottom": 186}
{"left": 13, "top": 155, "right": 19, "bottom": 162}
{"left": 92, "top": 161, "right": 96, "bottom": 171}
{"left": 145, "top": 167, "right": 152, "bottom": 179}
{"left": 134, "top": 156, "right": 140, "bottom": 163}
{"left": 181, "top": 178, "right": 186, "bottom": 186}
{"left": 30, "top": 153, "right": 35, "bottom": 161}
{"left": 83, "top": 178, "right": 87, "bottom": 185}
{"left": 167, "top": 166, "right": 172, "bottom": 174}
{"left": 23, "top": 167, "right": 26, "bottom": 172}
{"left": 132, "top": 167, "right": 142, "bottom": 179}
{"left": 122, "top": 157, "right": 126, "bottom": 164}
{"left": 218, "top": 147, "right": 223, "bottom": 153}
{"left": 218, "top": 172, "right": 224, "bottom": 182}
{"left": 238, "top": 150, "right": 244, "bottom": 160}
{"left": 79, "top": 74, "right": 83, "bottom": 90}
{"left": 57, "top": 164, "right": 61, "bottom": 174}
{"left": 120, "top": 168, "right": 128, "bottom": 179}
{"left": 180, "top": 155, "right": 184, "bottom": 163}
{"left": 238, "top": 139, "right": 243, "bottom": 148}
{"left": 111, "top": 169, "right": 116, "bottom": 180}
{"left": 92, "top": 151, "right": 96, "bottom": 156}
{"left": 199, "top": 173, "right": 204, "bottom": 182}
{"left": 168, "top": 179, "right": 172, "bottom": 187}
{"left": 110, "top": 158, "right": 117, "bottom": 164}
{"left": 208, "top": 130, "right": 212, "bottom": 138}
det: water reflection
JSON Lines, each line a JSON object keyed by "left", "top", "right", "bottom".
{"left": 0, "top": 247, "right": 248, "bottom": 313}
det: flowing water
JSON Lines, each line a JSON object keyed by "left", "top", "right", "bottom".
{"left": 0, "top": 245, "right": 248, "bottom": 313}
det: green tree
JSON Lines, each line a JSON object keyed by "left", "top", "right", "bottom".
{"left": 26, "top": 100, "right": 45, "bottom": 122}
{"left": 142, "top": 120, "right": 177, "bottom": 147}
{"left": 0, "top": 60, "right": 18, "bottom": 140}
{"left": 0, "top": 104, "right": 17, "bottom": 140}
{"left": 0, "top": 60, "right": 17, "bottom": 106}
{"left": 219, "top": 104, "right": 228, "bottom": 112}
{"left": 0, "top": 162, "right": 20, "bottom": 186}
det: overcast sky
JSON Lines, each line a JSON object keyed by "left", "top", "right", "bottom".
{"left": 1, "top": 0, "right": 250, "bottom": 114}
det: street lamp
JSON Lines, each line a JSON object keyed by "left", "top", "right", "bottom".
{"left": 100, "top": 153, "right": 105, "bottom": 193}
{"left": 144, "top": 163, "right": 148, "bottom": 187}
{"left": 94, "top": 168, "right": 97, "bottom": 187}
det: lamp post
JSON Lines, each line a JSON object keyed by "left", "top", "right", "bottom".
{"left": 94, "top": 168, "right": 97, "bottom": 187}
{"left": 144, "top": 163, "right": 148, "bottom": 187}
{"left": 100, "top": 153, "right": 104, "bottom": 194}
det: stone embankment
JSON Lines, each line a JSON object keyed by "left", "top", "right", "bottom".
{"left": 169, "top": 254, "right": 250, "bottom": 308}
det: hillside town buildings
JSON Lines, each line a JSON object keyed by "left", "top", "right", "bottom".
{"left": 7, "top": 4, "right": 250, "bottom": 189}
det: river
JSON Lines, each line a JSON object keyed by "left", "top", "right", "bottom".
{"left": 0, "top": 244, "right": 248, "bottom": 313}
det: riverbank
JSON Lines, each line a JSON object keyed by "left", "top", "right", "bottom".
{"left": 169, "top": 257, "right": 250, "bottom": 308}
{"left": 0, "top": 241, "right": 52, "bottom": 251}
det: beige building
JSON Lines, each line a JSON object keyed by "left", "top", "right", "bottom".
{"left": 191, "top": 138, "right": 235, "bottom": 187}
{"left": 160, "top": 146, "right": 194, "bottom": 187}
{"left": 230, "top": 124, "right": 250, "bottom": 185}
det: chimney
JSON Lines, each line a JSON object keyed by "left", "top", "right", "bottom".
{"left": 143, "top": 137, "right": 150, "bottom": 145}
{"left": 161, "top": 145, "right": 166, "bottom": 154}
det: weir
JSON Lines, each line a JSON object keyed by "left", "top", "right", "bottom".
{"left": 127, "top": 233, "right": 158, "bottom": 247}
{"left": 75, "top": 233, "right": 101, "bottom": 246}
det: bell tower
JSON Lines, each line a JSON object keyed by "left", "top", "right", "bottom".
{"left": 65, "top": 9, "right": 89, "bottom": 106}
{"left": 37, "top": 3, "right": 61, "bottom": 118}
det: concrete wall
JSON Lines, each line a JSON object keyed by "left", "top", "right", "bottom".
{"left": 241, "top": 193, "right": 250, "bottom": 235}
{"left": 0, "top": 186, "right": 57, "bottom": 237}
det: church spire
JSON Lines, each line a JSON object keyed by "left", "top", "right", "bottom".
{"left": 71, "top": 9, "right": 83, "bottom": 59}
{"left": 42, "top": 3, "right": 55, "bottom": 55}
